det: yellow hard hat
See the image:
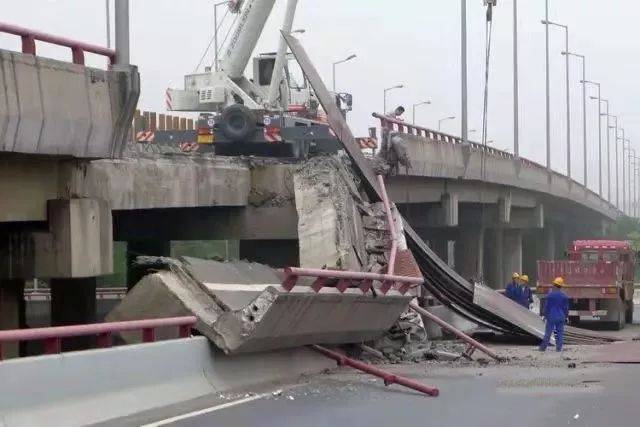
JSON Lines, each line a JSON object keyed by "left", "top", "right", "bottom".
{"left": 512, "top": 272, "right": 520, "bottom": 279}
{"left": 552, "top": 277, "right": 564, "bottom": 287}
{"left": 520, "top": 274, "right": 529, "bottom": 283}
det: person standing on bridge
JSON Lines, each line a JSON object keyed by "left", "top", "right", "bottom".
{"left": 539, "top": 277, "right": 569, "bottom": 352}
{"left": 386, "top": 106, "right": 405, "bottom": 120}
{"left": 518, "top": 274, "right": 533, "bottom": 309}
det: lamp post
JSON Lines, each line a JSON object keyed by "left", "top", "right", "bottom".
{"left": 626, "top": 141, "right": 633, "bottom": 215}
{"left": 542, "top": 19, "right": 569, "bottom": 176}
{"left": 332, "top": 54, "right": 357, "bottom": 92}
{"left": 105, "top": 0, "right": 111, "bottom": 48}
{"left": 461, "top": 0, "right": 468, "bottom": 146}
{"left": 609, "top": 116, "right": 619, "bottom": 207}
{"left": 412, "top": 101, "right": 432, "bottom": 125}
{"left": 544, "top": 0, "right": 550, "bottom": 169}
{"left": 563, "top": 51, "right": 586, "bottom": 187}
{"left": 513, "top": 0, "right": 519, "bottom": 157}
{"left": 584, "top": 81, "right": 601, "bottom": 197}
{"left": 598, "top": 99, "right": 610, "bottom": 201}
{"left": 438, "top": 116, "right": 456, "bottom": 131}
{"left": 383, "top": 84, "right": 404, "bottom": 114}
{"left": 618, "top": 128, "right": 626, "bottom": 213}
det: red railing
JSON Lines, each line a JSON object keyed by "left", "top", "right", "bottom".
{"left": 282, "top": 267, "right": 423, "bottom": 295}
{"left": 0, "top": 316, "right": 197, "bottom": 360}
{"left": 373, "top": 112, "right": 619, "bottom": 213}
{"left": 0, "top": 22, "right": 116, "bottom": 65}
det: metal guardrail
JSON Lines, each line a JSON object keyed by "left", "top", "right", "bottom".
{"left": 24, "top": 287, "right": 127, "bottom": 302}
{"left": 0, "top": 22, "right": 115, "bottom": 65}
{"left": 373, "top": 112, "right": 618, "bottom": 213}
{"left": 0, "top": 316, "right": 197, "bottom": 360}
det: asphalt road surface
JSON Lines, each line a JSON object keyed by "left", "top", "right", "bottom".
{"left": 111, "top": 303, "right": 640, "bottom": 427}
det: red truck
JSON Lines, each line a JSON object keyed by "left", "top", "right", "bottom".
{"left": 537, "top": 240, "right": 636, "bottom": 330}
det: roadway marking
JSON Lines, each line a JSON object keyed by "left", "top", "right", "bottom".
{"left": 141, "top": 390, "right": 277, "bottom": 426}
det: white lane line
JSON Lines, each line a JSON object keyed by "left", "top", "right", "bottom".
{"left": 141, "top": 391, "right": 275, "bottom": 426}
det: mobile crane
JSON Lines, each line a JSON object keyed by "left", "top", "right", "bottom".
{"left": 160, "top": 0, "right": 350, "bottom": 158}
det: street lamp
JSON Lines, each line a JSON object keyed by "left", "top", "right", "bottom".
{"left": 213, "top": 0, "right": 232, "bottom": 72}
{"left": 608, "top": 116, "right": 619, "bottom": 207}
{"left": 383, "top": 84, "right": 404, "bottom": 114}
{"left": 438, "top": 116, "right": 455, "bottom": 131}
{"left": 584, "top": 80, "right": 601, "bottom": 197}
{"left": 332, "top": 54, "right": 356, "bottom": 92}
{"left": 617, "top": 128, "right": 626, "bottom": 212}
{"left": 562, "top": 51, "right": 586, "bottom": 188}
{"left": 597, "top": 99, "right": 611, "bottom": 201}
{"left": 412, "top": 101, "right": 431, "bottom": 124}
{"left": 626, "top": 140, "right": 634, "bottom": 215}
{"left": 542, "top": 19, "right": 570, "bottom": 178}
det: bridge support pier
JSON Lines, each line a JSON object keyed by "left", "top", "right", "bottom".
{"left": 454, "top": 228, "right": 484, "bottom": 282}
{"left": 51, "top": 278, "right": 97, "bottom": 351}
{"left": 503, "top": 229, "right": 523, "bottom": 282}
{"left": 0, "top": 279, "right": 26, "bottom": 358}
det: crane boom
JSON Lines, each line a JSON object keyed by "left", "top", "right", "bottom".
{"left": 221, "top": 0, "right": 276, "bottom": 80}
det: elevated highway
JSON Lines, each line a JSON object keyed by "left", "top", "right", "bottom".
{"left": 376, "top": 114, "right": 620, "bottom": 287}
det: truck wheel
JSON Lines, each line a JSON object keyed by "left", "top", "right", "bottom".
{"left": 218, "top": 104, "right": 257, "bottom": 142}
{"left": 626, "top": 300, "right": 634, "bottom": 324}
{"left": 291, "top": 141, "right": 310, "bottom": 160}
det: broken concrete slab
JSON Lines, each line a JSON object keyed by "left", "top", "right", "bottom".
{"left": 107, "top": 258, "right": 413, "bottom": 354}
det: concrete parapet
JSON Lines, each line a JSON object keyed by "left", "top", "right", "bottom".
{"left": 0, "top": 49, "right": 139, "bottom": 159}
{"left": 0, "top": 337, "right": 333, "bottom": 426}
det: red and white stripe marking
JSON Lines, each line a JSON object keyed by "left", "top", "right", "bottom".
{"left": 136, "top": 131, "right": 155, "bottom": 143}
{"left": 165, "top": 88, "right": 173, "bottom": 111}
{"left": 179, "top": 142, "right": 200, "bottom": 152}
{"left": 264, "top": 126, "right": 282, "bottom": 143}
{"left": 356, "top": 137, "right": 378, "bottom": 149}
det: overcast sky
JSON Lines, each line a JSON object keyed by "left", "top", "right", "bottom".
{"left": 2, "top": 0, "right": 639, "bottom": 197}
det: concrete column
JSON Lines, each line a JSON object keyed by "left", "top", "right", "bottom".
{"left": 542, "top": 226, "right": 556, "bottom": 261}
{"left": 484, "top": 229, "right": 505, "bottom": 289}
{"left": 50, "top": 277, "right": 97, "bottom": 351}
{"left": 126, "top": 240, "right": 170, "bottom": 290}
{"left": 503, "top": 229, "right": 523, "bottom": 282}
{"left": 239, "top": 240, "right": 299, "bottom": 268}
{"left": 0, "top": 279, "right": 25, "bottom": 358}
{"left": 455, "top": 228, "right": 484, "bottom": 282}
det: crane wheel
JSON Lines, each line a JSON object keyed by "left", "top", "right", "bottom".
{"left": 219, "top": 104, "right": 257, "bottom": 142}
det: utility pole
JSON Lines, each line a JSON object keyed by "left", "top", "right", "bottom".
{"left": 584, "top": 81, "right": 601, "bottom": 196}
{"left": 544, "top": 0, "right": 551, "bottom": 170}
{"left": 600, "top": 100, "right": 610, "bottom": 201}
{"left": 461, "top": 0, "right": 468, "bottom": 145}
{"left": 513, "top": 0, "right": 519, "bottom": 157}
{"left": 114, "top": 0, "right": 130, "bottom": 65}
{"left": 564, "top": 52, "right": 586, "bottom": 187}
{"left": 544, "top": 20, "right": 570, "bottom": 177}
{"left": 106, "top": 0, "right": 111, "bottom": 48}
{"left": 412, "top": 101, "right": 431, "bottom": 125}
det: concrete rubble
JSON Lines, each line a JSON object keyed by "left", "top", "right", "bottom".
{"left": 107, "top": 154, "right": 429, "bottom": 355}
{"left": 107, "top": 256, "right": 413, "bottom": 354}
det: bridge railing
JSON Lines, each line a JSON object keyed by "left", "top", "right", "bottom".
{"left": 0, "top": 316, "right": 197, "bottom": 360}
{"left": 373, "top": 112, "right": 618, "bottom": 212}
{"left": 0, "top": 22, "right": 115, "bottom": 65}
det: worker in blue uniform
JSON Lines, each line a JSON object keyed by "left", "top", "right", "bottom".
{"left": 505, "top": 272, "right": 521, "bottom": 304}
{"left": 539, "top": 277, "right": 569, "bottom": 352}
{"left": 518, "top": 274, "right": 534, "bottom": 309}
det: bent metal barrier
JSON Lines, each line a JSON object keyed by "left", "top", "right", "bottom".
{"left": 0, "top": 316, "right": 197, "bottom": 360}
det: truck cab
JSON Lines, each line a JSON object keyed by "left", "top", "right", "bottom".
{"left": 537, "top": 240, "right": 636, "bottom": 330}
